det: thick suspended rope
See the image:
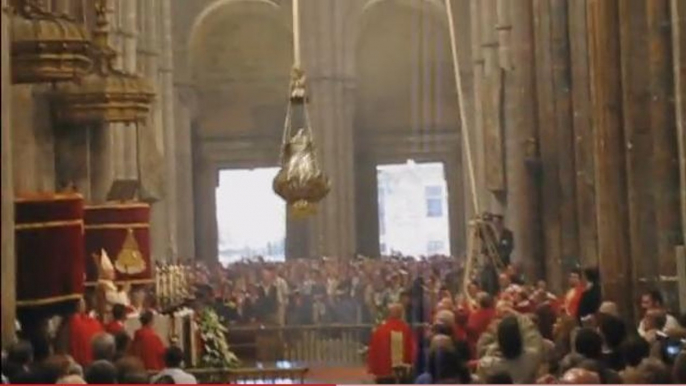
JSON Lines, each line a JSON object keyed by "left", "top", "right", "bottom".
{"left": 445, "top": 0, "right": 480, "bottom": 215}
{"left": 292, "top": 0, "right": 302, "bottom": 68}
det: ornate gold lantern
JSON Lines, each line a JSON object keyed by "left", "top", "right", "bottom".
{"left": 273, "top": 67, "right": 330, "bottom": 216}
{"left": 53, "top": 0, "right": 154, "bottom": 124}
{"left": 10, "top": 0, "right": 92, "bottom": 84}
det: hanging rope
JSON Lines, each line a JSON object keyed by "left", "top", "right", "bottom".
{"left": 444, "top": 0, "right": 479, "bottom": 214}
{"left": 292, "top": 0, "right": 301, "bottom": 68}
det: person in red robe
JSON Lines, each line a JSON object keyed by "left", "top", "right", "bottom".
{"left": 65, "top": 297, "right": 104, "bottom": 366}
{"left": 367, "top": 303, "right": 415, "bottom": 383}
{"left": 466, "top": 292, "right": 496, "bottom": 355}
{"left": 129, "top": 310, "right": 166, "bottom": 370}
{"left": 104, "top": 303, "right": 127, "bottom": 335}
{"left": 563, "top": 269, "right": 584, "bottom": 318}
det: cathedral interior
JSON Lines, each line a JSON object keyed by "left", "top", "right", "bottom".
{"left": 1, "top": 0, "right": 686, "bottom": 369}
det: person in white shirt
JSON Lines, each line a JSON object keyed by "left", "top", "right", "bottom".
{"left": 151, "top": 346, "right": 197, "bottom": 384}
{"left": 637, "top": 290, "right": 680, "bottom": 337}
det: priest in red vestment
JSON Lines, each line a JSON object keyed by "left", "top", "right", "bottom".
{"left": 65, "top": 297, "right": 104, "bottom": 366}
{"left": 466, "top": 292, "right": 496, "bottom": 355}
{"left": 367, "top": 303, "right": 415, "bottom": 383}
{"left": 129, "top": 310, "right": 165, "bottom": 370}
{"left": 104, "top": 304, "right": 128, "bottom": 335}
{"left": 563, "top": 269, "right": 584, "bottom": 318}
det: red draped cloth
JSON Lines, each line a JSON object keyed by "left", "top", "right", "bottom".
{"left": 130, "top": 326, "right": 165, "bottom": 370}
{"left": 564, "top": 285, "right": 584, "bottom": 317}
{"left": 367, "top": 318, "right": 414, "bottom": 379}
{"left": 68, "top": 314, "right": 104, "bottom": 366}
{"left": 104, "top": 320, "right": 125, "bottom": 335}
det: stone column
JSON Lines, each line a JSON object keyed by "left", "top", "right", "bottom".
{"left": 503, "top": 0, "right": 543, "bottom": 280}
{"left": 160, "top": 0, "right": 178, "bottom": 258}
{"left": 299, "top": 0, "right": 357, "bottom": 258}
{"left": 2, "top": 0, "right": 16, "bottom": 347}
{"left": 354, "top": 154, "right": 380, "bottom": 257}
{"left": 587, "top": 0, "right": 634, "bottom": 317}
{"left": 174, "top": 86, "right": 196, "bottom": 259}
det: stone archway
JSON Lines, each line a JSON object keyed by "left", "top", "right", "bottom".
{"left": 187, "top": 0, "right": 292, "bottom": 263}
{"left": 352, "top": 0, "right": 466, "bottom": 257}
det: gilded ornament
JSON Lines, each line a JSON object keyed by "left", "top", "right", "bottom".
{"left": 10, "top": 0, "right": 92, "bottom": 83}
{"left": 114, "top": 228, "right": 146, "bottom": 275}
{"left": 53, "top": 0, "right": 154, "bottom": 125}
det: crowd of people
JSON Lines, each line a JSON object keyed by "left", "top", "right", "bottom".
{"left": 2, "top": 254, "right": 685, "bottom": 384}
{"left": 366, "top": 265, "right": 686, "bottom": 384}
{"left": 1, "top": 307, "right": 196, "bottom": 384}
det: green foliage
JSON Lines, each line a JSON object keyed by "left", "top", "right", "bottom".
{"left": 197, "top": 308, "right": 240, "bottom": 369}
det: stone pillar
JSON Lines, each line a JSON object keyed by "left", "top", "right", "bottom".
{"left": 671, "top": 0, "right": 686, "bottom": 309}
{"left": 174, "top": 86, "right": 196, "bottom": 259}
{"left": 299, "top": 0, "right": 357, "bottom": 258}
{"left": 587, "top": 0, "right": 634, "bottom": 317}
{"left": 2, "top": 0, "right": 16, "bottom": 347}
{"left": 354, "top": 155, "right": 380, "bottom": 257}
{"left": 503, "top": 0, "right": 543, "bottom": 280}
{"left": 160, "top": 0, "right": 178, "bottom": 258}
{"left": 193, "top": 157, "right": 218, "bottom": 263}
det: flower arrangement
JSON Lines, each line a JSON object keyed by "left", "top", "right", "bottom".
{"left": 197, "top": 308, "right": 240, "bottom": 368}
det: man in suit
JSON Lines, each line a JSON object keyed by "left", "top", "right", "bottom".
{"left": 492, "top": 215, "right": 514, "bottom": 267}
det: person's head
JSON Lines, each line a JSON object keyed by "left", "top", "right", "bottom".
{"left": 154, "top": 374, "right": 176, "bottom": 384}
{"left": 39, "top": 355, "right": 71, "bottom": 383}
{"left": 429, "top": 334, "right": 455, "bottom": 352}
{"left": 131, "top": 288, "right": 146, "bottom": 307}
{"left": 641, "top": 290, "right": 665, "bottom": 312}
{"left": 597, "top": 314, "right": 626, "bottom": 350}
{"left": 484, "top": 371, "right": 513, "bottom": 384}
{"left": 568, "top": 269, "right": 581, "bottom": 287}
{"left": 76, "top": 297, "right": 87, "bottom": 314}
{"left": 56, "top": 374, "right": 86, "bottom": 384}
{"left": 427, "top": 348, "right": 470, "bottom": 383}
{"left": 164, "top": 346, "right": 185, "bottom": 369}
{"left": 635, "top": 357, "right": 672, "bottom": 384}
{"left": 140, "top": 309, "right": 154, "bottom": 327}
{"left": 7, "top": 340, "right": 33, "bottom": 366}
{"left": 560, "top": 368, "right": 600, "bottom": 384}
{"left": 477, "top": 292, "right": 494, "bottom": 310}
{"left": 582, "top": 266, "right": 599, "bottom": 285}
{"left": 498, "top": 273, "right": 511, "bottom": 290}
{"left": 113, "top": 331, "right": 131, "bottom": 356}
{"left": 467, "top": 281, "right": 480, "bottom": 297}
{"left": 386, "top": 303, "right": 403, "bottom": 320}
{"left": 493, "top": 214, "right": 504, "bottom": 230}
{"left": 598, "top": 301, "right": 619, "bottom": 318}
{"left": 621, "top": 334, "right": 650, "bottom": 367}
{"left": 114, "top": 355, "right": 145, "bottom": 381}
{"left": 574, "top": 328, "right": 603, "bottom": 360}
{"left": 84, "top": 360, "right": 117, "bottom": 384}
{"left": 112, "top": 304, "right": 127, "bottom": 322}
{"left": 91, "top": 333, "right": 116, "bottom": 361}
{"left": 536, "top": 280, "right": 547, "bottom": 292}
{"left": 673, "top": 352, "right": 686, "bottom": 383}
{"left": 434, "top": 310, "right": 455, "bottom": 328}
{"left": 644, "top": 309, "right": 667, "bottom": 331}
{"left": 497, "top": 316, "right": 523, "bottom": 360}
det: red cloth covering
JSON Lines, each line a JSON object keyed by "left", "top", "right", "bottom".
{"left": 130, "top": 326, "right": 166, "bottom": 370}
{"left": 15, "top": 194, "right": 85, "bottom": 307}
{"left": 466, "top": 307, "right": 496, "bottom": 354}
{"left": 367, "top": 318, "right": 415, "bottom": 379}
{"left": 68, "top": 314, "right": 104, "bottom": 366}
{"left": 564, "top": 285, "right": 584, "bottom": 317}
{"left": 104, "top": 320, "right": 125, "bottom": 335}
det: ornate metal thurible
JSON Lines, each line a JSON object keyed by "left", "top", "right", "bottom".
{"left": 53, "top": 0, "right": 154, "bottom": 125}
{"left": 273, "top": 67, "right": 330, "bottom": 217}
{"left": 10, "top": 0, "right": 92, "bottom": 84}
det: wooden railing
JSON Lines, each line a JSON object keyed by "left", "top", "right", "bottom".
{"left": 227, "top": 324, "right": 375, "bottom": 367}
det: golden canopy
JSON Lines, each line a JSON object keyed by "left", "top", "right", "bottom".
{"left": 10, "top": 0, "right": 92, "bottom": 84}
